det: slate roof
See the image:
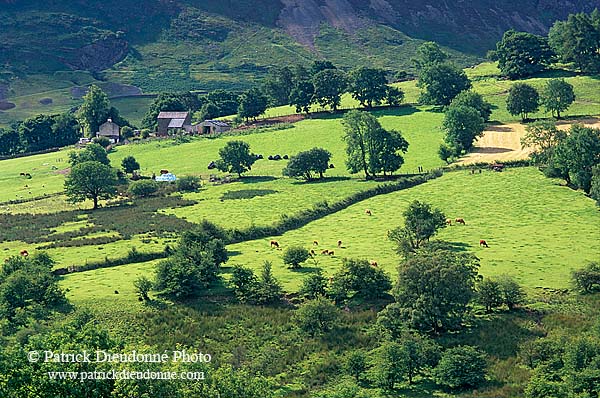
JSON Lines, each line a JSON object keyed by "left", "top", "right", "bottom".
{"left": 158, "top": 111, "right": 189, "bottom": 119}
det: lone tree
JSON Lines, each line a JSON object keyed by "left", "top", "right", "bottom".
{"left": 541, "top": 79, "right": 575, "bottom": 119}
{"left": 443, "top": 105, "right": 485, "bottom": 154}
{"left": 216, "top": 140, "right": 256, "bottom": 177}
{"left": 348, "top": 67, "right": 389, "bottom": 108}
{"left": 418, "top": 63, "right": 471, "bottom": 105}
{"left": 342, "top": 110, "right": 408, "bottom": 179}
{"left": 121, "top": 155, "right": 140, "bottom": 175}
{"left": 282, "top": 246, "right": 310, "bottom": 269}
{"left": 495, "top": 30, "right": 553, "bottom": 78}
{"left": 507, "top": 83, "right": 540, "bottom": 121}
{"left": 282, "top": 147, "right": 332, "bottom": 181}
{"left": 312, "top": 68, "right": 348, "bottom": 111}
{"left": 64, "top": 161, "right": 118, "bottom": 209}
{"left": 238, "top": 88, "right": 268, "bottom": 122}
{"left": 77, "top": 85, "right": 110, "bottom": 136}
{"left": 388, "top": 200, "right": 447, "bottom": 256}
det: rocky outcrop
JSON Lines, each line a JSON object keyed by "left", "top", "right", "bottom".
{"left": 60, "top": 36, "right": 129, "bottom": 72}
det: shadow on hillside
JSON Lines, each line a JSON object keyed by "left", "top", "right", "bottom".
{"left": 239, "top": 176, "right": 277, "bottom": 183}
{"left": 486, "top": 125, "right": 512, "bottom": 132}
{"left": 471, "top": 146, "right": 513, "bottom": 154}
{"left": 290, "top": 266, "right": 321, "bottom": 274}
{"left": 290, "top": 176, "right": 352, "bottom": 185}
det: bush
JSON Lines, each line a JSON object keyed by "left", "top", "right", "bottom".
{"left": 229, "top": 262, "right": 281, "bottom": 305}
{"left": 434, "top": 346, "right": 487, "bottom": 389}
{"left": 293, "top": 296, "right": 339, "bottom": 336}
{"left": 121, "top": 155, "right": 140, "bottom": 174}
{"left": 477, "top": 278, "right": 503, "bottom": 312}
{"left": 92, "top": 136, "right": 111, "bottom": 148}
{"left": 299, "top": 271, "right": 328, "bottom": 299}
{"left": 176, "top": 175, "right": 201, "bottom": 192}
{"left": 141, "top": 129, "right": 151, "bottom": 139}
{"left": 572, "top": 262, "right": 600, "bottom": 293}
{"left": 329, "top": 258, "right": 391, "bottom": 303}
{"left": 283, "top": 246, "right": 310, "bottom": 269}
{"left": 128, "top": 180, "right": 159, "bottom": 198}
{"left": 134, "top": 276, "right": 153, "bottom": 301}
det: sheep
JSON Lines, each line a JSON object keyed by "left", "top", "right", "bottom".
{"left": 321, "top": 249, "right": 329, "bottom": 255}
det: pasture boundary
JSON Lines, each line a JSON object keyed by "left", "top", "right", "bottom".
{"left": 53, "top": 171, "right": 444, "bottom": 276}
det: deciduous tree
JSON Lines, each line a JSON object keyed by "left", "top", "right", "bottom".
{"left": 64, "top": 161, "right": 118, "bottom": 209}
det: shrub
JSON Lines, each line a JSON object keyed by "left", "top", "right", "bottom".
{"left": 283, "top": 246, "right": 310, "bottom": 269}
{"left": 176, "top": 175, "right": 201, "bottom": 192}
{"left": 329, "top": 258, "right": 391, "bottom": 302}
{"left": 128, "top": 180, "right": 159, "bottom": 198}
{"left": 293, "top": 296, "right": 339, "bottom": 336}
{"left": 121, "top": 155, "right": 140, "bottom": 174}
{"left": 299, "top": 271, "right": 328, "bottom": 299}
{"left": 434, "top": 346, "right": 487, "bottom": 389}
{"left": 477, "top": 278, "right": 503, "bottom": 312}
{"left": 230, "top": 265, "right": 259, "bottom": 303}
{"left": 141, "top": 129, "right": 151, "bottom": 139}
{"left": 572, "top": 262, "right": 600, "bottom": 293}
{"left": 134, "top": 276, "right": 153, "bottom": 301}
{"left": 92, "top": 136, "right": 111, "bottom": 148}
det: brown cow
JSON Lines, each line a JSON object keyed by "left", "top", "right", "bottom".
{"left": 309, "top": 249, "right": 316, "bottom": 257}
{"left": 313, "top": 240, "right": 319, "bottom": 246}
{"left": 365, "top": 209, "right": 372, "bottom": 216}
{"left": 160, "top": 169, "right": 169, "bottom": 175}
{"left": 479, "top": 240, "right": 489, "bottom": 248}
{"left": 328, "top": 251, "right": 334, "bottom": 256}
{"left": 445, "top": 218, "right": 452, "bottom": 226}
{"left": 455, "top": 218, "right": 466, "bottom": 225}
{"left": 321, "top": 249, "right": 329, "bottom": 255}
{"left": 270, "top": 240, "right": 279, "bottom": 248}
{"left": 337, "top": 240, "right": 342, "bottom": 248}
{"left": 369, "top": 260, "right": 378, "bottom": 267}
{"left": 19, "top": 249, "right": 29, "bottom": 257}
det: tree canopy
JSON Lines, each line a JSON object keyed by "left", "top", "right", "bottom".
{"left": 506, "top": 83, "right": 540, "bottom": 121}
{"left": 418, "top": 63, "right": 471, "bottom": 105}
{"left": 313, "top": 69, "right": 348, "bottom": 111}
{"left": 342, "top": 110, "right": 409, "bottom": 179}
{"left": 64, "top": 160, "right": 118, "bottom": 209}
{"left": 495, "top": 30, "right": 553, "bottom": 78}
{"left": 541, "top": 78, "right": 575, "bottom": 119}
{"left": 216, "top": 140, "right": 257, "bottom": 177}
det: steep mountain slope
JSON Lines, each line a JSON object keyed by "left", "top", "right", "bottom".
{"left": 0, "top": 0, "right": 597, "bottom": 93}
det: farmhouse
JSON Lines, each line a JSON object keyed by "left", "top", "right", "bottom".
{"left": 196, "top": 120, "right": 231, "bottom": 135}
{"left": 96, "top": 119, "right": 120, "bottom": 143}
{"left": 157, "top": 111, "right": 192, "bottom": 135}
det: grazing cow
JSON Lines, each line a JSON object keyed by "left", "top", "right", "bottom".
{"left": 313, "top": 240, "right": 319, "bottom": 246}
{"left": 268, "top": 155, "right": 274, "bottom": 160}
{"left": 337, "top": 240, "right": 342, "bottom": 248}
{"left": 479, "top": 239, "right": 489, "bottom": 248}
{"left": 25, "top": 173, "right": 31, "bottom": 178}
{"left": 270, "top": 240, "right": 280, "bottom": 248}
{"left": 328, "top": 251, "right": 334, "bottom": 256}
{"left": 114, "top": 290, "right": 119, "bottom": 294}
{"left": 445, "top": 218, "right": 452, "bottom": 226}
{"left": 208, "top": 161, "right": 216, "bottom": 170}
{"left": 19, "top": 172, "right": 25, "bottom": 176}
{"left": 369, "top": 260, "right": 378, "bottom": 267}
{"left": 321, "top": 249, "right": 329, "bottom": 255}
{"left": 310, "top": 249, "right": 316, "bottom": 256}
{"left": 283, "top": 155, "right": 289, "bottom": 159}
{"left": 455, "top": 218, "right": 466, "bottom": 225}
{"left": 273, "top": 154, "right": 282, "bottom": 160}
{"left": 329, "top": 164, "right": 335, "bottom": 169}
{"left": 365, "top": 209, "right": 372, "bottom": 216}
{"left": 160, "top": 169, "right": 169, "bottom": 175}
{"left": 19, "top": 249, "right": 29, "bottom": 257}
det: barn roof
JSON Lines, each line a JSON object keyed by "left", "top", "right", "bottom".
{"left": 158, "top": 111, "right": 189, "bottom": 119}
{"left": 202, "top": 120, "right": 230, "bottom": 127}
{"left": 168, "top": 119, "right": 185, "bottom": 128}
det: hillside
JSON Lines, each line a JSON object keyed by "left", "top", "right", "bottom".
{"left": 1, "top": 0, "right": 597, "bottom": 94}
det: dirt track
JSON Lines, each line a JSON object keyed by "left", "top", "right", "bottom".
{"left": 457, "top": 117, "right": 600, "bottom": 165}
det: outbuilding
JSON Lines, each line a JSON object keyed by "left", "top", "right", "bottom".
{"left": 196, "top": 120, "right": 231, "bottom": 135}
{"left": 157, "top": 112, "right": 192, "bottom": 135}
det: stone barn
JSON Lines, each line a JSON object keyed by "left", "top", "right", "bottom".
{"left": 97, "top": 119, "right": 120, "bottom": 143}
{"left": 197, "top": 120, "right": 231, "bottom": 135}
{"left": 157, "top": 111, "right": 192, "bottom": 135}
